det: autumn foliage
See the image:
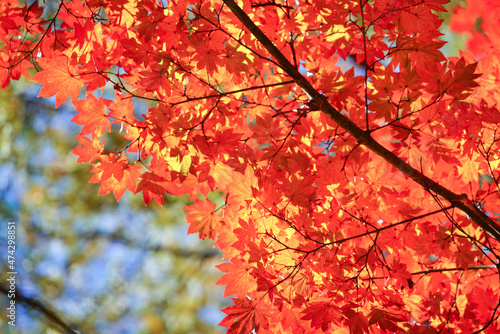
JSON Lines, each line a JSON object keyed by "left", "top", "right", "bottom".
{"left": 2, "top": 0, "right": 500, "bottom": 332}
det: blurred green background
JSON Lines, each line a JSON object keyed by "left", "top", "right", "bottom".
{"left": 0, "top": 80, "right": 226, "bottom": 334}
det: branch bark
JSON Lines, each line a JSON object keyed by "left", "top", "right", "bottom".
{"left": 0, "top": 283, "right": 79, "bottom": 334}
{"left": 222, "top": 0, "right": 500, "bottom": 242}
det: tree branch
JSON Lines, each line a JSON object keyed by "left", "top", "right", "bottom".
{"left": 361, "top": 265, "right": 498, "bottom": 281}
{"left": 171, "top": 80, "right": 295, "bottom": 106}
{"left": 222, "top": 0, "right": 500, "bottom": 242}
{"left": 0, "top": 283, "right": 80, "bottom": 334}
{"left": 411, "top": 265, "right": 498, "bottom": 275}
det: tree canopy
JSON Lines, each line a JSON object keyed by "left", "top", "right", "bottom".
{"left": 1, "top": 0, "right": 500, "bottom": 332}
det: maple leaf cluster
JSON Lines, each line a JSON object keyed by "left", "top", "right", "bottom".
{"left": 1, "top": 0, "right": 500, "bottom": 332}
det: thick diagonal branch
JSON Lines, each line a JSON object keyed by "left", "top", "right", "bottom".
{"left": 0, "top": 283, "right": 79, "bottom": 333}
{"left": 222, "top": 0, "right": 500, "bottom": 242}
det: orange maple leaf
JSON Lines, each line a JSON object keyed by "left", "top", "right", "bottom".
{"left": 71, "top": 134, "right": 104, "bottom": 163}
{"left": 219, "top": 297, "right": 271, "bottom": 334}
{"left": 89, "top": 155, "right": 142, "bottom": 201}
{"left": 301, "top": 301, "right": 344, "bottom": 331}
{"left": 32, "top": 56, "right": 84, "bottom": 108}
{"left": 136, "top": 172, "right": 171, "bottom": 206}
{"left": 184, "top": 199, "right": 222, "bottom": 240}
{"left": 71, "top": 94, "right": 112, "bottom": 136}
{"left": 368, "top": 308, "right": 406, "bottom": 332}
{"left": 216, "top": 259, "right": 257, "bottom": 298}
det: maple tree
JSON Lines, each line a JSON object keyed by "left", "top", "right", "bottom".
{"left": 1, "top": 0, "right": 500, "bottom": 332}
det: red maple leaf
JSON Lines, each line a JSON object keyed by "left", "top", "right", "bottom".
{"left": 89, "top": 155, "right": 142, "bottom": 201}
{"left": 32, "top": 56, "right": 84, "bottom": 108}
{"left": 216, "top": 259, "right": 257, "bottom": 298}
{"left": 218, "top": 297, "right": 271, "bottom": 334}
{"left": 71, "top": 134, "right": 104, "bottom": 163}
{"left": 71, "top": 94, "right": 112, "bottom": 136}
{"left": 136, "top": 172, "right": 171, "bottom": 206}
{"left": 184, "top": 199, "right": 222, "bottom": 240}
{"left": 301, "top": 301, "right": 344, "bottom": 331}
{"left": 368, "top": 308, "right": 407, "bottom": 332}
